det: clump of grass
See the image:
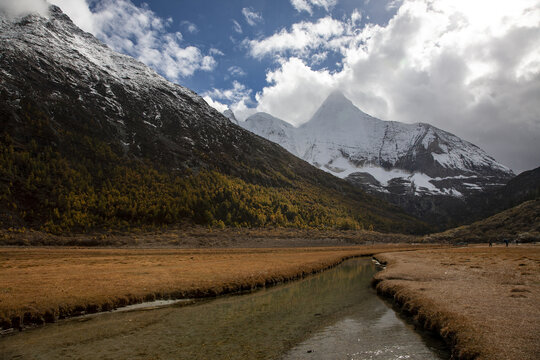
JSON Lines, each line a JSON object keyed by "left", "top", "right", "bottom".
{"left": 510, "top": 288, "right": 530, "bottom": 293}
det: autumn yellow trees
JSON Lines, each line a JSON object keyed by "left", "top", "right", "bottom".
{"left": 0, "top": 132, "right": 373, "bottom": 233}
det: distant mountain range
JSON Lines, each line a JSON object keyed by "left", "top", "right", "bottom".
{"left": 231, "top": 90, "right": 520, "bottom": 227}
{"left": 0, "top": 6, "right": 426, "bottom": 234}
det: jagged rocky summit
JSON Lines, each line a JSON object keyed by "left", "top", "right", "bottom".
{"left": 0, "top": 5, "right": 234, "bottom": 171}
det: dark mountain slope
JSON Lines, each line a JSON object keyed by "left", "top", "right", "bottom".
{"left": 426, "top": 199, "right": 540, "bottom": 243}
{"left": 0, "top": 7, "right": 427, "bottom": 234}
{"left": 483, "top": 166, "right": 540, "bottom": 209}
{"left": 458, "top": 166, "right": 540, "bottom": 223}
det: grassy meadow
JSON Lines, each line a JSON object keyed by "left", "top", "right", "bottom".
{"left": 0, "top": 244, "right": 427, "bottom": 330}
{"left": 373, "top": 246, "right": 540, "bottom": 360}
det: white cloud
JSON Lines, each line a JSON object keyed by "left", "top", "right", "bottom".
{"left": 204, "top": 81, "right": 251, "bottom": 102}
{"left": 290, "top": 0, "right": 337, "bottom": 15}
{"left": 244, "top": 16, "right": 347, "bottom": 59}
{"left": 181, "top": 20, "right": 198, "bottom": 34}
{"left": 227, "top": 66, "right": 246, "bottom": 77}
{"left": 49, "top": 0, "right": 97, "bottom": 33}
{"left": 203, "top": 96, "right": 228, "bottom": 113}
{"left": 156, "top": 39, "right": 216, "bottom": 78}
{"left": 203, "top": 81, "right": 255, "bottom": 120}
{"left": 241, "top": 7, "right": 262, "bottom": 26}
{"left": 311, "top": 51, "right": 328, "bottom": 64}
{"left": 385, "top": 0, "right": 404, "bottom": 11}
{"left": 210, "top": 48, "right": 224, "bottom": 56}
{"left": 239, "top": 0, "right": 540, "bottom": 172}
{"left": 232, "top": 19, "right": 243, "bottom": 34}
{"left": 49, "top": 0, "right": 216, "bottom": 81}
{"left": 0, "top": 0, "right": 49, "bottom": 18}
{"left": 290, "top": 0, "right": 312, "bottom": 14}
{"left": 351, "top": 9, "right": 362, "bottom": 25}
{"left": 254, "top": 58, "right": 336, "bottom": 124}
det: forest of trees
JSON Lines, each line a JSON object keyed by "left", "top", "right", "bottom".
{"left": 0, "top": 132, "right": 379, "bottom": 233}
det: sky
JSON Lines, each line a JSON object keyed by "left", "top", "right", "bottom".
{"left": 1, "top": 0, "right": 539, "bottom": 173}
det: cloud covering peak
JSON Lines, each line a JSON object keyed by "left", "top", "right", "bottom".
{"left": 0, "top": 0, "right": 49, "bottom": 18}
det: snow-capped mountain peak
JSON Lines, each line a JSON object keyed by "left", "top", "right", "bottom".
{"left": 242, "top": 91, "right": 514, "bottom": 199}
{"left": 245, "top": 112, "right": 294, "bottom": 129}
{"left": 302, "top": 90, "right": 377, "bottom": 130}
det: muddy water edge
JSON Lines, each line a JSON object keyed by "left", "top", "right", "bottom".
{"left": 0, "top": 258, "right": 449, "bottom": 359}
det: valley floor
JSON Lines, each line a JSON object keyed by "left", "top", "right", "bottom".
{"left": 1, "top": 244, "right": 538, "bottom": 360}
{"left": 0, "top": 244, "right": 422, "bottom": 330}
{"left": 373, "top": 246, "right": 540, "bottom": 360}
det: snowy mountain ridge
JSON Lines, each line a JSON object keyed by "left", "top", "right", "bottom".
{"left": 238, "top": 91, "right": 513, "bottom": 198}
{"left": 0, "top": 5, "right": 228, "bottom": 163}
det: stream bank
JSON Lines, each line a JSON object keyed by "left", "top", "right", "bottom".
{"left": 372, "top": 247, "right": 540, "bottom": 360}
{"left": 1, "top": 258, "right": 449, "bottom": 359}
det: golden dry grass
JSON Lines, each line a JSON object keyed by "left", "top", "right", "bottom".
{"left": 373, "top": 245, "right": 540, "bottom": 360}
{"left": 0, "top": 244, "right": 427, "bottom": 329}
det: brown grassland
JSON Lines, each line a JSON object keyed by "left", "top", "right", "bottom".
{"left": 2, "top": 243, "right": 539, "bottom": 360}
{"left": 373, "top": 246, "right": 540, "bottom": 360}
{"left": 0, "top": 244, "right": 426, "bottom": 330}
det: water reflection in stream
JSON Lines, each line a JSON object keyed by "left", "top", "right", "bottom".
{"left": 0, "top": 259, "right": 448, "bottom": 359}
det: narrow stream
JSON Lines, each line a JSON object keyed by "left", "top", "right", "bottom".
{"left": 0, "top": 259, "right": 449, "bottom": 359}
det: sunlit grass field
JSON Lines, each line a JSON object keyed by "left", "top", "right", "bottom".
{"left": 0, "top": 244, "right": 426, "bottom": 329}
{"left": 374, "top": 246, "right": 540, "bottom": 360}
